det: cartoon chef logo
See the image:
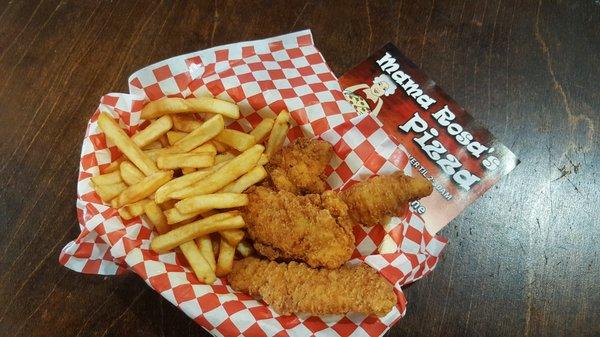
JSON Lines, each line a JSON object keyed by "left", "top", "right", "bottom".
{"left": 343, "top": 74, "right": 397, "bottom": 117}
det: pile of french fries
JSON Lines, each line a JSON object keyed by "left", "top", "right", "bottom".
{"left": 90, "top": 96, "right": 291, "bottom": 284}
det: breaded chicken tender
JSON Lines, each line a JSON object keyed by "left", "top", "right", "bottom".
{"left": 229, "top": 257, "right": 397, "bottom": 316}
{"left": 341, "top": 172, "right": 433, "bottom": 226}
{"left": 266, "top": 137, "right": 333, "bottom": 194}
{"left": 243, "top": 186, "right": 354, "bottom": 269}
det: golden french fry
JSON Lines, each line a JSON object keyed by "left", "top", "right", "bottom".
{"left": 191, "top": 143, "right": 217, "bottom": 155}
{"left": 167, "top": 131, "right": 188, "bottom": 145}
{"left": 219, "top": 229, "right": 245, "bottom": 246}
{"left": 95, "top": 182, "right": 128, "bottom": 202}
{"left": 119, "top": 161, "right": 145, "bottom": 185}
{"left": 210, "top": 140, "right": 228, "bottom": 153}
{"left": 98, "top": 112, "right": 159, "bottom": 176}
{"left": 116, "top": 170, "right": 173, "bottom": 208}
{"left": 166, "top": 114, "right": 224, "bottom": 154}
{"left": 118, "top": 199, "right": 151, "bottom": 220}
{"left": 265, "top": 110, "right": 290, "bottom": 158}
{"left": 164, "top": 207, "right": 203, "bottom": 225}
{"left": 220, "top": 165, "right": 267, "bottom": 193}
{"left": 111, "top": 198, "right": 120, "bottom": 209}
{"left": 172, "top": 114, "right": 203, "bottom": 133}
{"left": 236, "top": 240, "right": 254, "bottom": 257}
{"left": 180, "top": 241, "right": 217, "bottom": 284}
{"left": 102, "top": 157, "right": 125, "bottom": 173}
{"left": 131, "top": 115, "right": 173, "bottom": 149}
{"left": 154, "top": 160, "right": 231, "bottom": 204}
{"left": 157, "top": 153, "right": 214, "bottom": 170}
{"left": 175, "top": 193, "right": 248, "bottom": 214}
{"left": 214, "top": 129, "right": 256, "bottom": 151}
{"left": 150, "top": 212, "right": 244, "bottom": 253}
{"left": 214, "top": 152, "right": 235, "bottom": 164}
{"left": 143, "top": 148, "right": 162, "bottom": 161}
{"left": 216, "top": 238, "right": 235, "bottom": 277}
{"left": 143, "top": 141, "right": 163, "bottom": 150}
{"left": 195, "top": 236, "right": 216, "bottom": 271}
{"left": 91, "top": 171, "right": 122, "bottom": 186}
{"left": 181, "top": 168, "right": 196, "bottom": 174}
{"left": 144, "top": 201, "right": 170, "bottom": 234}
{"left": 258, "top": 154, "right": 269, "bottom": 166}
{"left": 170, "top": 145, "right": 264, "bottom": 199}
{"left": 141, "top": 97, "right": 240, "bottom": 120}
{"left": 250, "top": 118, "right": 274, "bottom": 144}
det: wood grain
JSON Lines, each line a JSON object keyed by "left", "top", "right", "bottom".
{"left": 0, "top": 0, "right": 598, "bottom": 336}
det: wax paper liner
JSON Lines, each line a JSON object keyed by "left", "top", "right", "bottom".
{"left": 60, "top": 30, "right": 447, "bottom": 337}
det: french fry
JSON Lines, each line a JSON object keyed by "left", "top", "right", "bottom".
{"left": 120, "top": 161, "right": 145, "bottom": 185}
{"left": 144, "top": 201, "right": 170, "bottom": 234}
{"left": 265, "top": 110, "right": 290, "bottom": 158}
{"left": 214, "top": 129, "right": 256, "bottom": 151}
{"left": 167, "top": 131, "right": 188, "bottom": 145}
{"left": 236, "top": 240, "right": 254, "bottom": 257}
{"left": 220, "top": 166, "right": 267, "bottom": 193}
{"left": 143, "top": 141, "right": 163, "bottom": 150}
{"left": 150, "top": 212, "right": 244, "bottom": 253}
{"left": 131, "top": 115, "right": 173, "bottom": 148}
{"left": 219, "top": 229, "right": 245, "bottom": 246}
{"left": 141, "top": 97, "right": 240, "bottom": 120}
{"left": 181, "top": 168, "right": 196, "bottom": 174}
{"left": 164, "top": 207, "right": 203, "bottom": 225}
{"left": 175, "top": 193, "right": 248, "bottom": 214}
{"left": 180, "top": 241, "right": 217, "bottom": 284}
{"left": 157, "top": 153, "right": 214, "bottom": 170}
{"left": 250, "top": 118, "right": 274, "bottom": 144}
{"left": 91, "top": 171, "right": 122, "bottom": 186}
{"left": 258, "top": 153, "right": 269, "bottom": 165}
{"left": 169, "top": 145, "right": 264, "bottom": 199}
{"left": 95, "top": 182, "right": 128, "bottom": 202}
{"left": 195, "top": 236, "right": 216, "bottom": 271}
{"left": 102, "top": 157, "right": 124, "bottom": 173}
{"left": 116, "top": 170, "right": 173, "bottom": 208}
{"left": 172, "top": 114, "right": 202, "bottom": 132}
{"left": 97, "top": 112, "right": 158, "bottom": 176}
{"left": 118, "top": 199, "right": 150, "bottom": 220}
{"left": 158, "top": 134, "right": 170, "bottom": 147}
{"left": 210, "top": 140, "right": 228, "bottom": 153}
{"left": 167, "top": 114, "right": 224, "bottom": 154}
{"left": 111, "top": 198, "right": 119, "bottom": 209}
{"left": 191, "top": 143, "right": 217, "bottom": 155}
{"left": 154, "top": 160, "right": 231, "bottom": 204}
{"left": 143, "top": 148, "right": 162, "bottom": 161}
{"left": 214, "top": 152, "right": 235, "bottom": 164}
{"left": 216, "top": 238, "right": 235, "bottom": 277}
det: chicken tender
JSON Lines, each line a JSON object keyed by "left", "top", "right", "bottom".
{"left": 229, "top": 257, "right": 396, "bottom": 316}
{"left": 341, "top": 172, "right": 433, "bottom": 226}
{"left": 243, "top": 186, "right": 354, "bottom": 269}
{"left": 266, "top": 137, "right": 333, "bottom": 194}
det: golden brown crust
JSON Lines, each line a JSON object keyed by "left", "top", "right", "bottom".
{"left": 266, "top": 138, "right": 333, "bottom": 194}
{"left": 243, "top": 187, "right": 354, "bottom": 269}
{"left": 228, "top": 257, "right": 397, "bottom": 316}
{"left": 340, "top": 172, "right": 433, "bottom": 226}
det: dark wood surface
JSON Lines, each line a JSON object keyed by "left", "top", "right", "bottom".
{"left": 0, "top": 1, "right": 598, "bottom": 336}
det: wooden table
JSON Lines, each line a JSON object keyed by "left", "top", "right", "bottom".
{"left": 0, "top": 1, "right": 598, "bottom": 336}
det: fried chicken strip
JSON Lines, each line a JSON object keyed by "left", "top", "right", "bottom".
{"left": 243, "top": 186, "right": 354, "bottom": 269}
{"left": 266, "top": 137, "right": 333, "bottom": 194}
{"left": 341, "top": 172, "right": 433, "bottom": 226}
{"left": 229, "top": 257, "right": 396, "bottom": 316}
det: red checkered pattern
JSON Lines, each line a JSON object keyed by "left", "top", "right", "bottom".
{"left": 60, "top": 31, "right": 446, "bottom": 337}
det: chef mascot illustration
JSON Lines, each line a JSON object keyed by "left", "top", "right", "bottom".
{"left": 343, "top": 74, "right": 397, "bottom": 118}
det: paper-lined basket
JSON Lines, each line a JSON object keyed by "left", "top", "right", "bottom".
{"left": 60, "top": 30, "right": 446, "bottom": 337}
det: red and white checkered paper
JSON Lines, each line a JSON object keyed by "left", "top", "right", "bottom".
{"left": 60, "top": 30, "right": 447, "bottom": 337}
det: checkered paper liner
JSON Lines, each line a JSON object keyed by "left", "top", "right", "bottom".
{"left": 60, "top": 30, "right": 447, "bottom": 337}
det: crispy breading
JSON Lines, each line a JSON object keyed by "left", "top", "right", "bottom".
{"left": 228, "top": 257, "right": 397, "bottom": 316}
{"left": 266, "top": 137, "right": 333, "bottom": 194}
{"left": 243, "top": 187, "right": 354, "bottom": 269}
{"left": 341, "top": 172, "right": 433, "bottom": 226}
